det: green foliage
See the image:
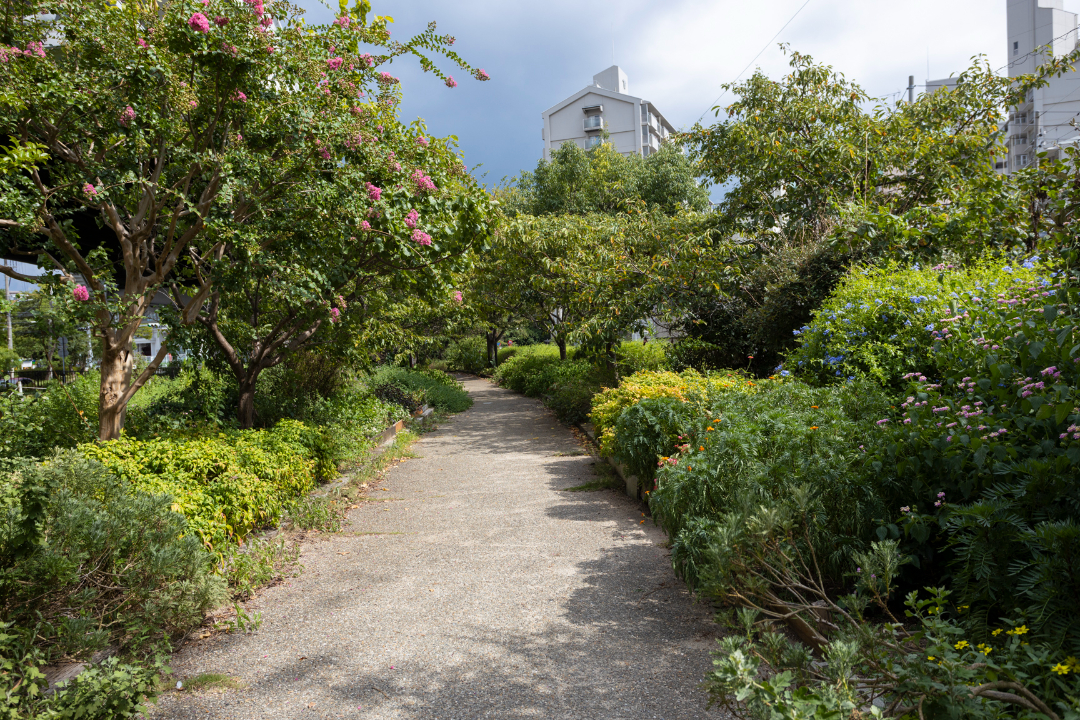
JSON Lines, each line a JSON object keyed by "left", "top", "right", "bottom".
{"left": 0, "top": 452, "right": 226, "bottom": 659}
{"left": 368, "top": 366, "right": 472, "bottom": 414}
{"left": 493, "top": 345, "right": 604, "bottom": 423}
{"left": 443, "top": 336, "right": 488, "bottom": 374}
{"left": 506, "top": 141, "right": 710, "bottom": 217}
{"left": 787, "top": 260, "right": 1038, "bottom": 386}
{"left": 0, "top": 624, "right": 166, "bottom": 720}
{"left": 219, "top": 536, "right": 300, "bottom": 600}
{"left": 869, "top": 261, "right": 1080, "bottom": 650}
{"left": 287, "top": 495, "right": 346, "bottom": 534}
{"left": 78, "top": 420, "right": 334, "bottom": 551}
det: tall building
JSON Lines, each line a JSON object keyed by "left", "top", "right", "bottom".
{"left": 541, "top": 66, "right": 675, "bottom": 161}
{"left": 1005, "top": 0, "right": 1080, "bottom": 170}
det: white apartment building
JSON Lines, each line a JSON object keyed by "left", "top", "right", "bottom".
{"left": 541, "top": 66, "right": 675, "bottom": 161}
{"left": 1004, "top": 0, "right": 1080, "bottom": 170}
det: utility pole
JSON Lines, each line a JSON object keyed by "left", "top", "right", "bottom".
{"left": 908, "top": 75, "right": 915, "bottom": 104}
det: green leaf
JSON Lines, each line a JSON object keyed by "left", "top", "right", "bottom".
{"left": 1057, "top": 403, "right": 1071, "bottom": 425}
{"left": 1057, "top": 324, "right": 1073, "bottom": 347}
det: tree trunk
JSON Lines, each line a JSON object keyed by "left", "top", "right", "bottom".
{"left": 557, "top": 336, "right": 567, "bottom": 361}
{"left": 237, "top": 377, "right": 258, "bottom": 430}
{"left": 486, "top": 331, "right": 496, "bottom": 368}
{"left": 98, "top": 342, "right": 133, "bottom": 441}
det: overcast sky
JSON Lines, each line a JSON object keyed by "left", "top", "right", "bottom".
{"left": 295, "top": 0, "right": 1072, "bottom": 188}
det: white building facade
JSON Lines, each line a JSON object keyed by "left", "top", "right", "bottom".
{"left": 1005, "top": 0, "right": 1080, "bottom": 170}
{"left": 541, "top": 66, "right": 675, "bottom": 161}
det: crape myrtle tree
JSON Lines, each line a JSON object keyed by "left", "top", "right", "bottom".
{"left": 166, "top": 120, "right": 492, "bottom": 427}
{"left": 0, "top": 0, "right": 488, "bottom": 439}
{"left": 674, "top": 47, "right": 1080, "bottom": 375}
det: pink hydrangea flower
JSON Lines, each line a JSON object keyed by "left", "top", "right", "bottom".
{"left": 475, "top": 68, "right": 489, "bottom": 81}
{"left": 453, "top": 291, "right": 463, "bottom": 303}
{"left": 214, "top": 16, "right": 228, "bottom": 26}
{"left": 360, "top": 220, "right": 371, "bottom": 231}
{"left": 73, "top": 285, "right": 90, "bottom": 302}
{"left": 83, "top": 182, "right": 97, "bottom": 196}
{"left": 365, "top": 183, "right": 382, "bottom": 201}
{"left": 327, "top": 57, "right": 343, "bottom": 71}
{"left": 415, "top": 136, "right": 429, "bottom": 147}
{"left": 119, "top": 105, "right": 135, "bottom": 127}
{"left": 404, "top": 209, "right": 419, "bottom": 228}
{"left": 444, "top": 75, "right": 457, "bottom": 88}
{"left": 411, "top": 230, "right": 432, "bottom": 246}
{"left": 188, "top": 12, "right": 210, "bottom": 32}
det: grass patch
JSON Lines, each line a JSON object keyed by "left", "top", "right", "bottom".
{"left": 181, "top": 673, "right": 246, "bottom": 692}
{"left": 564, "top": 463, "right": 619, "bottom": 492}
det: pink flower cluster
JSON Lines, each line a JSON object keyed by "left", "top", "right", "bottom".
{"left": 378, "top": 72, "right": 398, "bottom": 84}
{"left": 83, "top": 182, "right": 97, "bottom": 196}
{"left": 2, "top": 42, "right": 46, "bottom": 61}
{"left": 327, "top": 57, "right": 343, "bottom": 71}
{"left": 404, "top": 209, "right": 419, "bottom": 228}
{"left": 360, "top": 220, "right": 371, "bottom": 231}
{"left": 415, "top": 136, "right": 429, "bottom": 147}
{"left": 411, "top": 230, "right": 432, "bottom": 246}
{"left": 411, "top": 169, "right": 436, "bottom": 193}
{"left": 359, "top": 53, "right": 373, "bottom": 67}
{"left": 245, "top": 0, "right": 265, "bottom": 16}
{"left": 474, "top": 68, "right": 489, "bottom": 81}
{"left": 365, "top": 182, "right": 382, "bottom": 201}
{"left": 453, "top": 291, "right": 463, "bottom": 303}
{"left": 119, "top": 105, "right": 135, "bottom": 127}
{"left": 137, "top": 38, "right": 148, "bottom": 48}
{"left": 444, "top": 75, "right": 457, "bottom": 88}
{"left": 73, "top": 285, "right": 90, "bottom": 302}
{"left": 329, "top": 307, "right": 340, "bottom": 323}
{"left": 233, "top": 90, "right": 247, "bottom": 102}
{"left": 334, "top": 15, "right": 350, "bottom": 27}
{"left": 215, "top": 16, "right": 228, "bottom": 26}
{"left": 188, "top": 12, "right": 210, "bottom": 32}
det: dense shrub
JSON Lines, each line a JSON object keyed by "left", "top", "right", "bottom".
{"left": 369, "top": 366, "right": 472, "bottom": 414}
{"left": 615, "top": 340, "right": 669, "bottom": 376}
{"left": 0, "top": 452, "right": 226, "bottom": 659}
{"left": 787, "top": 259, "right": 1038, "bottom": 386}
{"left": 604, "top": 373, "right": 890, "bottom": 588}
{"left": 493, "top": 345, "right": 604, "bottom": 423}
{"left": 868, "top": 264, "right": 1080, "bottom": 651}
{"left": 443, "top": 336, "right": 488, "bottom": 374}
{"left": 78, "top": 420, "right": 334, "bottom": 552}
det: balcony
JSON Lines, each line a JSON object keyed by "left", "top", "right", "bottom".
{"left": 584, "top": 116, "right": 604, "bottom": 131}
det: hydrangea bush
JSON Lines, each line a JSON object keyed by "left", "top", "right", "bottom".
{"left": 787, "top": 261, "right": 1038, "bottom": 386}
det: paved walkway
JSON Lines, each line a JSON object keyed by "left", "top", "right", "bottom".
{"left": 151, "top": 377, "right": 726, "bottom": 720}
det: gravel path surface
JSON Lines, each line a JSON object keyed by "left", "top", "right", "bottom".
{"left": 150, "top": 377, "right": 727, "bottom": 720}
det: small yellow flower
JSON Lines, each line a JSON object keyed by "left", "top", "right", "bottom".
{"left": 992, "top": 628, "right": 1004, "bottom": 636}
{"left": 1067, "top": 657, "right": 1080, "bottom": 671}
{"left": 1052, "top": 663, "right": 1071, "bottom": 676}
{"left": 810, "top": 426, "right": 819, "bottom": 430}
{"left": 927, "top": 656, "right": 936, "bottom": 661}
{"left": 1006, "top": 625, "right": 1029, "bottom": 636}
{"left": 954, "top": 641, "right": 969, "bottom": 650}
{"left": 976, "top": 643, "right": 993, "bottom": 655}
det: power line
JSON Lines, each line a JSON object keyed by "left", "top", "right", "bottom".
{"left": 695, "top": 0, "right": 814, "bottom": 124}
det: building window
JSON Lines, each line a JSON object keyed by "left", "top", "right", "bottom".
{"left": 1013, "top": 40, "right": 1019, "bottom": 56}
{"left": 587, "top": 136, "right": 602, "bottom": 149}
{"left": 642, "top": 126, "right": 649, "bottom": 142}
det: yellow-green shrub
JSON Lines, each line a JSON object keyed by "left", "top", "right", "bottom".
{"left": 78, "top": 420, "right": 333, "bottom": 552}
{"left": 590, "top": 370, "right": 748, "bottom": 456}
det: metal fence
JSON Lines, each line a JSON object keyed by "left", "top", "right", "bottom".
{"left": 2, "top": 363, "right": 185, "bottom": 391}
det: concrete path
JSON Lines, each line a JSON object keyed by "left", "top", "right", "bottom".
{"left": 151, "top": 377, "right": 726, "bottom": 720}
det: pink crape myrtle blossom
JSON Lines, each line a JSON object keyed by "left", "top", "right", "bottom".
{"left": 214, "top": 16, "right": 228, "bottom": 26}
{"left": 73, "top": 285, "right": 90, "bottom": 302}
{"left": 378, "top": 72, "right": 397, "bottom": 84}
{"left": 327, "top": 57, "right": 343, "bottom": 71}
{"left": 334, "top": 15, "right": 350, "bottom": 27}
{"left": 359, "top": 53, "right": 373, "bottom": 67}
{"left": 444, "top": 75, "right": 457, "bottom": 88}
{"left": 360, "top": 220, "right": 371, "bottom": 231}
{"left": 136, "top": 38, "right": 148, "bottom": 48}
{"left": 244, "top": 0, "right": 265, "bottom": 16}
{"left": 415, "top": 136, "right": 429, "bottom": 147}
{"left": 453, "top": 291, "right": 463, "bottom": 303}
{"left": 329, "top": 307, "right": 341, "bottom": 323}
{"left": 260, "top": 16, "right": 273, "bottom": 27}
{"left": 233, "top": 90, "right": 247, "bottom": 102}
{"left": 266, "top": 45, "right": 275, "bottom": 53}
{"left": 411, "top": 169, "right": 436, "bottom": 193}
{"left": 119, "top": 106, "right": 135, "bottom": 127}
{"left": 411, "top": 230, "right": 432, "bottom": 246}
{"left": 25, "top": 41, "right": 45, "bottom": 57}
{"left": 404, "top": 209, "right": 419, "bottom": 228}
{"left": 365, "top": 183, "right": 382, "bottom": 201}
{"left": 83, "top": 182, "right": 97, "bottom": 196}
{"left": 188, "top": 12, "right": 210, "bottom": 32}
{"left": 474, "top": 68, "right": 490, "bottom": 81}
